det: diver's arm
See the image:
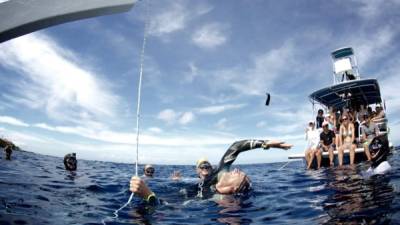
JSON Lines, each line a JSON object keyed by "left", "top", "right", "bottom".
{"left": 130, "top": 176, "right": 160, "bottom": 206}
{"left": 216, "top": 140, "right": 292, "bottom": 171}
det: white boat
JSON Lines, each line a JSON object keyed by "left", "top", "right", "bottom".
{"left": 288, "top": 47, "right": 392, "bottom": 167}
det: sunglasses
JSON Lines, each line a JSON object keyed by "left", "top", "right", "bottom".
{"left": 145, "top": 168, "right": 154, "bottom": 174}
{"left": 198, "top": 163, "right": 211, "bottom": 170}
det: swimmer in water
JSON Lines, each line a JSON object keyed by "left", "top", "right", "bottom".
{"left": 143, "top": 164, "right": 155, "bottom": 178}
{"left": 130, "top": 139, "right": 292, "bottom": 205}
{"left": 4, "top": 144, "right": 13, "bottom": 160}
{"left": 64, "top": 153, "right": 77, "bottom": 171}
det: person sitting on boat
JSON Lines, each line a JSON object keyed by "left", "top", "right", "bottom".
{"left": 305, "top": 121, "right": 320, "bottom": 169}
{"left": 361, "top": 114, "right": 379, "bottom": 161}
{"left": 318, "top": 121, "right": 336, "bottom": 167}
{"left": 129, "top": 139, "right": 292, "bottom": 204}
{"left": 316, "top": 109, "right": 324, "bottom": 129}
{"left": 371, "top": 105, "right": 385, "bottom": 122}
{"left": 338, "top": 115, "right": 357, "bottom": 166}
{"left": 143, "top": 164, "right": 155, "bottom": 178}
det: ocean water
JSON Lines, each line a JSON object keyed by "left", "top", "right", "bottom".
{"left": 0, "top": 149, "right": 399, "bottom": 225}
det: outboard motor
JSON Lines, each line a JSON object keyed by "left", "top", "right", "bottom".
{"left": 64, "top": 153, "right": 77, "bottom": 171}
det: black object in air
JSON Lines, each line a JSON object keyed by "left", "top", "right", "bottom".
{"left": 265, "top": 93, "right": 271, "bottom": 106}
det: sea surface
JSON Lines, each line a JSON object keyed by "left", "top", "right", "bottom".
{"left": 0, "top": 149, "right": 399, "bottom": 225}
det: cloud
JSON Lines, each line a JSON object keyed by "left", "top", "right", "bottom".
{"left": 148, "top": 2, "right": 187, "bottom": 36}
{"left": 215, "top": 118, "right": 228, "bottom": 130}
{"left": 157, "top": 109, "right": 178, "bottom": 124}
{"left": 352, "top": 27, "right": 396, "bottom": 67}
{"left": 353, "top": 0, "right": 400, "bottom": 20}
{"left": 147, "top": 0, "right": 213, "bottom": 37}
{"left": 196, "top": 103, "right": 246, "bottom": 115}
{"left": 0, "top": 115, "right": 29, "bottom": 127}
{"left": 179, "top": 111, "right": 195, "bottom": 125}
{"left": 0, "top": 33, "right": 119, "bottom": 124}
{"left": 148, "top": 127, "right": 163, "bottom": 133}
{"left": 256, "top": 121, "right": 266, "bottom": 128}
{"left": 157, "top": 109, "right": 196, "bottom": 125}
{"left": 192, "top": 23, "right": 228, "bottom": 49}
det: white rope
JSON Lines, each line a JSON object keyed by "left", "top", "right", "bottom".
{"left": 102, "top": 0, "right": 149, "bottom": 223}
{"left": 278, "top": 160, "right": 291, "bottom": 170}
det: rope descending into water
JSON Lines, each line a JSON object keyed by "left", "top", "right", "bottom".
{"left": 102, "top": 0, "right": 149, "bottom": 223}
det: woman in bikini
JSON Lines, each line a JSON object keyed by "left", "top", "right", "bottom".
{"left": 338, "top": 115, "right": 357, "bottom": 166}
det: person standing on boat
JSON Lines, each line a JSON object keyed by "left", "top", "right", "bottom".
{"left": 316, "top": 109, "right": 324, "bottom": 129}
{"left": 318, "top": 121, "right": 336, "bottom": 167}
{"left": 338, "top": 115, "right": 357, "bottom": 166}
{"left": 305, "top": 121, "right": 320, "bottom": 169}
{"left": 361, "top": 114, "right": 379, "bottom": 161}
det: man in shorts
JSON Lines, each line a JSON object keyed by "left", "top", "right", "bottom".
{"left": 361, "top": 114, "right": 379, "bottom": 161}
{"left": 318, "top": 121, "right": 336, "bottom": 167}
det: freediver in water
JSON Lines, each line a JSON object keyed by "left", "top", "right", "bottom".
{"left": 129, "top": 139, "right": 292, "bottom": 205}
{"left": 4, "top": 144, "right": 13, "bottom": 160}
{"left": 142, "top": 164, "right": 155, "bottom": 178}
{"left": 64, "top": 153, "right": 77, "bottom": 171}
{"left": 364, "top": 135, "right": 391, "bottom": 177}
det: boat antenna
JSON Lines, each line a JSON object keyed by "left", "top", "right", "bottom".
{"left": 102, "top": 0, "right": 149, "bottom": 223}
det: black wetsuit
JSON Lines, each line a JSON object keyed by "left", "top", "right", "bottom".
{"left": 194, "top": 139, "right": 266, "bottom": 198}
{"left": 4, "top": 145, "right": 12, "bottom": 160}
{"left": 145, "top": 139, "right": 267, "bottom": 207}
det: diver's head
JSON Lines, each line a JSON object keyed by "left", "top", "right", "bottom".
{"left": 196, "top": 157, "right": 212, "bottom": 180}
{"left": 144, "top": 164, "right": 155, "bottom": 177}
{"left": 215, "top": 169, "right": 251, "bottom": 195}
{"left": 64, "top": 153, "right": 77, "bottom": 171}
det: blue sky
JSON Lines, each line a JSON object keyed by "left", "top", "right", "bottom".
{"left": 0, "top": 0, "right": 399, "bottom": 165}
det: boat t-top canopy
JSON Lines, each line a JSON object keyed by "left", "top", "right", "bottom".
{"left": 309, "top": 78, "right": 382, "bottom": 109}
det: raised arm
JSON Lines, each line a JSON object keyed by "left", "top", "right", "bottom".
{"left": 216, "top": 139, "right": 291, "bottom": 172}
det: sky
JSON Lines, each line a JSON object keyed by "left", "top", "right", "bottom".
{"left": 0, "top": 0, "right": 399, "bottom": 165}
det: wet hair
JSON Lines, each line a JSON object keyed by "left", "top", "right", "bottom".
{"left": 64, "top": 153, "right": 77, "bottom": 171}
{"left": 318, "top": 109, "right": 323, "bottom": 114}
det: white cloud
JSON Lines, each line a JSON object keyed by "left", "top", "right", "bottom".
{"left": 204, "top": 41, "right": 298, "bottom": 96}
{"left": 256, "top": 121, "right": 266, "bottom": 128}
{"left": 353, "top": 0, "right": 400, "bottom": 20}
{"left": 147, "top": 1, "right": 213, "bottom": 37}
{"left": 215, "top": 118, "right": 228, "bottom": 130}
{"left": 148, "top": 2, "right": 187, "bottom": 36}
{"left": 0, "top": 33, "right": 119, "bottom": 124}
{"left": 196, "top": 103, "right": 246, "bottom": 114}
{"left": 157, "top": 109, "right": 195, "bottom": 125}
{"left": 157, "top": 109, "right": 178, "bottom": 124}
{"left": 179, "top": 111, "right": 195, "bottom": 125}
{"left": 0, "top": 115, "right": 29, "bottom": 127}
{"left": 148, "top": 127, "right": 163, "bottom": 133}
{"left": 353, "top": 27, "right": 396, "bottom": 67}
{"left": 192, "top": 23, "right": 228, "bottom": 49}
